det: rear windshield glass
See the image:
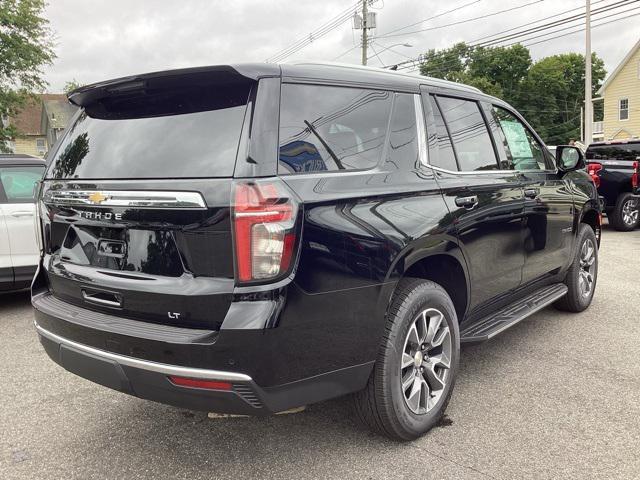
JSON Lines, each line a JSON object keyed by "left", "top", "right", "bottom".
{"left": 46, "top": 83, "right": 250, "bottom": 179}
{"left": 586, "top": 143, "right": 640, "bottom": 161}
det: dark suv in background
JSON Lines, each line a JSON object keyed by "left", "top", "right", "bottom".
{"left": 32, "top": 63, "right": 601, "bottom": 440}
{"left": 586, "top": 140, "right": 640, "bottom": 231}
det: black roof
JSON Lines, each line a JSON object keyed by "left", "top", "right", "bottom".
{"left": 0, "top": 154, "right": 46, "bottom": 166}
{"left": 282, "top": 62, "right": 482, "bottom": 95}
{"left": 588, "top": 139, "right": 640, "bottom": 147}
{"left": 68, "top": 62, "right": 487, "bottom": 108}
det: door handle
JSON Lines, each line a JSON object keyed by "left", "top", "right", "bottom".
{"left": 10, "top": 211, "right": 33, "bottom": 217}
{"left": 524, "top": 189, "right": 539, "bottom": 199}
{"left": 455, "top": 195, "right": 479, "bottom": 209}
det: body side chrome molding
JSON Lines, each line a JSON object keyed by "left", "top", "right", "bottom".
{"left": 35, "top": 322, "right": 252, "bottom": 382}
{"left": 43, "top": 190, "right": 207, "bottom": 209}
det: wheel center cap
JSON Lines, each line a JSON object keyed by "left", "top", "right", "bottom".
{"left": 414, "top": 351, "right": 424, "bottom": 367}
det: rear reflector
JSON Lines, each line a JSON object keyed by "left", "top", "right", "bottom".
{"left": 632, "top": 161, "right": 638, "bottom": 190}
{"left": 168, "top": 376, "right": 233, "bottom": 391}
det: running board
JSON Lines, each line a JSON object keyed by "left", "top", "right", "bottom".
{"left": 460, "top": 283, "right": 568, "bottom": 344}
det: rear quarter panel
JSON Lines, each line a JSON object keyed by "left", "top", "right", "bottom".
{"left": 276, "top": 168, "right": 458, "bottom": 382}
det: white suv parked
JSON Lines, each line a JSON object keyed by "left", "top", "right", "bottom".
{"left": 0, "top": 154, "right": 45, "bottom": 292}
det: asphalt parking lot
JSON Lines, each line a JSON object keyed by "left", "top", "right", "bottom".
{"left": 2, "top": 225, "right": 639, "bottom": 480}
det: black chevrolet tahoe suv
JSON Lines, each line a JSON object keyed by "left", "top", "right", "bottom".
{"left": 585, "top": 140, "right": 640, "bottom": 231}
{"left": 32, "top": 63, "right": 601, "bottom": 441}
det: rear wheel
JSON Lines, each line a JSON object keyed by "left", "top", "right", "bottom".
{"left": 555, "top": 224, "right": 598, "bottom": 312}
{"left": 609, "top": 193, "right": 639, "bottom": 231}
{"left": 353, "top": 278, "right": 460, "bottom": 441}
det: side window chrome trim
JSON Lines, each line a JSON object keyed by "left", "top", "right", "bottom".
{"left": 414, "top": 94, "right": 428, "bottom": 167}
{"left": 424, "top": 163, "right": 556, "bottom": 176}
{"left": 423, "top": 164, "right": 517, "bottom": 176}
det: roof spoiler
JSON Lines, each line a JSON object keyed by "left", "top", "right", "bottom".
{"left": 67, "top": 63, "right": 280, "bottom": 107}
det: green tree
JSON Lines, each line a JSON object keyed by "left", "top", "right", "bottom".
{"left": 63, "top": 79, "right": 82, "bottom": 94}
{"left": 418, "top": 43, "right": 606, "bottom": 144}
{"left": 419, "top": 42, "right": 531, "bottom": 104}
{"left": 0, "top": 0, "right": 55, "bottom": 152}
{"left": 518, "top": 53, "right": 606, "bottom": 144}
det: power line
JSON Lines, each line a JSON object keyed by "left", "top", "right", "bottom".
{"left": 523, "top": 8, "right": 640, "bottom": 47}
{"left": 475, "top": 0, "right": 634, "bottom": 47}
{"left": 468, "top": 0, "right": 608, "bottom": 46}
{"left": 401, "top": 8, "right": 639, "bottom": 77}
{"left": 483, "top": 2, "right": 640, "bottom": 50}
{"left": 265, "top": 1, "right": 362, "bottom": 63}
{"left": 330, "top": 0, "right": 482, "bottom": 63}
{"left": 376, "top": 0, "right": 483, "bottom": 38}
{"left": 375, "top": 0, "right": 546, "bottom": 40}
{"left": 368, "top": 42, "right": 384, "bottom": 65}
{"left": 386, "top": 0, "right": 628, "bottom": 71}
{"left": 333, "top": 44, "right": 360, "bottom": 61}
{"left": 371, "top": 41, "right": 415, "bottom": 61}
{"left": 392, "top": 0, "right": 637, "bottom": 74}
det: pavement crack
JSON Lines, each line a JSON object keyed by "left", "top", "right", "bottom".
{"left": 408, "top": 443, "right": 499, "bottom": 479}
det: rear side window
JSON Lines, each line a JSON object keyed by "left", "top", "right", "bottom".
{"left": 0, "top": 166, "right": 44, "bottom": 203}
{"left": 46, "top": 83, "right": 250, "bottom": 179}
{"left": 437, "top": 96, "right": 498, "bottom": 172}
{"left": 428, "top": 96, "right": 458, "bottom": 171}
{"left": 385, "top": 93, "right": 419, "bottom": 170}
{"left": 492, "top": 106, "right": 548, "bottom": 171}
{"left": 586, "top": 143, "right": 640, "bottom": 161}
{"left": 278, "top": 84, "right": 393, "bottom": 174}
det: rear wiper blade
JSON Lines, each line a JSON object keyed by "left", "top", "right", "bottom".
{"left": 304, "top": 120, "right": 345, "bottom": 170}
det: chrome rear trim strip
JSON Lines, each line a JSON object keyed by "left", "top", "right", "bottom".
{"left": 43, "top": 190, "right": 207, "bottom": 209}
{"left": 35, "top": 322, "right": 252, "bottom": 382}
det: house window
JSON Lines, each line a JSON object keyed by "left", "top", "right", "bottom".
{"left": 619, "top": 98, "right": 629, "bottom": 121}
{"left": 36, "top": 138, "right": 46, "bottom": 153}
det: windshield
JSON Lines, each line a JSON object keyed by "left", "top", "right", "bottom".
{"left": 586, "top": 143, "right": 640, "bottom": 161}
{"left": 46, "top": 83, "right": 250, "bottom": 179}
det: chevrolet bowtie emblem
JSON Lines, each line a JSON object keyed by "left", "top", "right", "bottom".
{"left": 88, "top": 192, "right": 108, "bottom": 204}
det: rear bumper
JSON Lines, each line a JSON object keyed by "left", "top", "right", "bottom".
{"left": 33, "top": 292, "right": 373, "bottom": 415}
{"left": 36, "top": 321, "right": 269, "bottom": 415}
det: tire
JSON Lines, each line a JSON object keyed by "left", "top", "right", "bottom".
{"left": 353, "top": 278, "right": 460, "bottom": 441}
{"left": 609, "top": 193, "right": 640, "bottom": 231}
{"left": 555, "top": 224, "right": 598, "bottom": 312}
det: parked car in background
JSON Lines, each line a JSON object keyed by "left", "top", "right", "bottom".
{"left": 586, "top": 140, "right": 640, "bottom": 231}
{"left": 0, "top": 154, "right": 46, "bottom": 292}
{"left": 32, "top": 63, "right": 601, "bottom": 441}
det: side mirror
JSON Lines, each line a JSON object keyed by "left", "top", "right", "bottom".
{"left": 556, "top": 145, "right": 585, "bottom": 172}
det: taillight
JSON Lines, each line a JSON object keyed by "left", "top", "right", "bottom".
{"left": 632, "top": 161, "right": 639, "bottom": 190}
{"left": 587, "top": 162, "right": 602, "bottom": 188}
{"left": 34, "top": 199, "right": 44, "bottom": 254}
{"left": 232, "top": 180, "right": 299, "bottom": 284}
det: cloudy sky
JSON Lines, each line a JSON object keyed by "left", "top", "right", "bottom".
{"left": 44, "top": 0, "right": 639, "bottom": 92}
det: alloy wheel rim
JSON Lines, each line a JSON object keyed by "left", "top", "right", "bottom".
{"left": 400, "top": 308, "right": 452, "bottom": 415}
{"left": 622, "top": 200, "right": 639, "bottom": 226}
{"left": 578, "top": 238, "right": 596, "bottom": 298}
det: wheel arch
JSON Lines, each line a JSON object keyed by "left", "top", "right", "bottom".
{"left": 389, "top": 246, "right": 470, "bottom": 324}
{"left": 578, "top": 203, "right": 602, "bottom": 246}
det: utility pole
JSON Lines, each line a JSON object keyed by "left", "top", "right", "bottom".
{"left": 584, "top": 0, "right": 593, "bottom": 146}
{"left": 361, "top": 0, "right": 368, "bottom": 66}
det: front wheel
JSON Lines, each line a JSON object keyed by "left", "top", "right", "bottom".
{"left": 353, "top": 278, "right": 460, "bottom": 441}
{"left": 609, "top": 193, "right": 639, "bottom": 231}
{"left": 555, "top": 224, "right": 598, "bottom": 312}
